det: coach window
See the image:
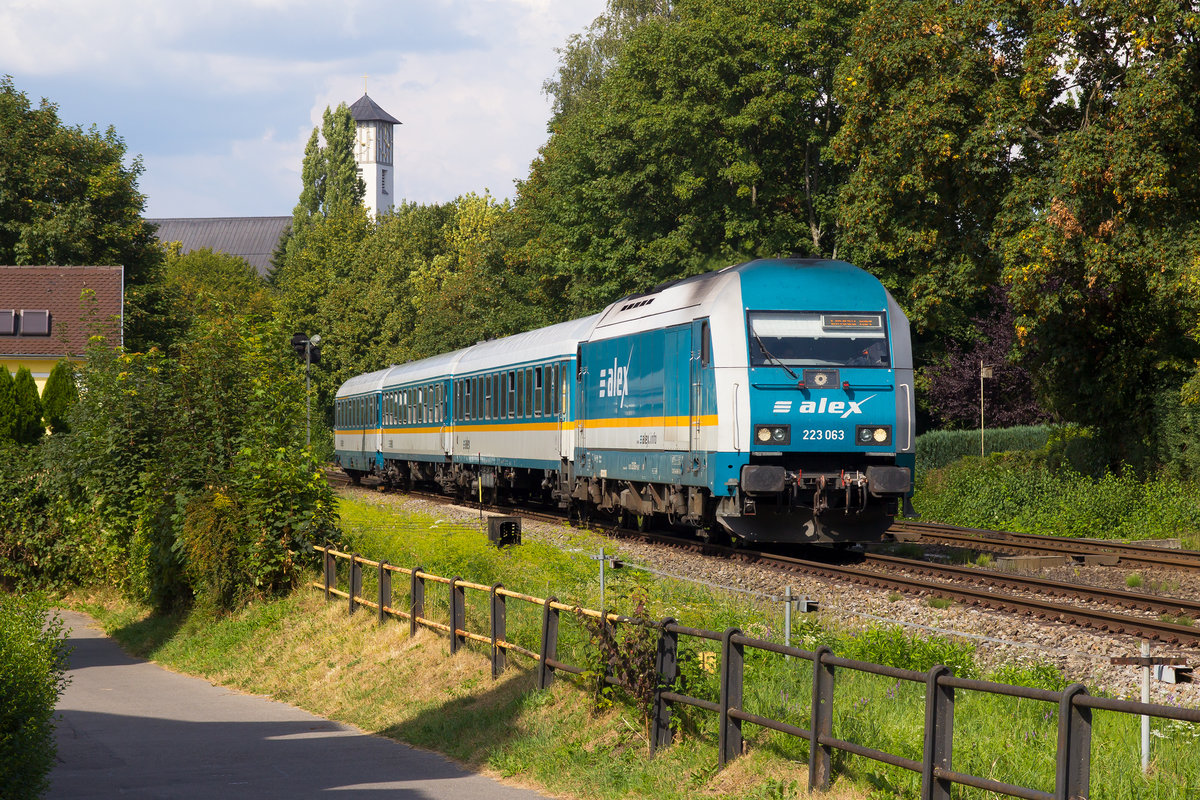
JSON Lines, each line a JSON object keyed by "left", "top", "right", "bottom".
{"left": 516, "top": 370, "right": 525, "bottom": 418}
{"left": 455, "top": 382, "right": 462, "bottom": 421}
{"left": 505, "top": 371, "right": 514, "bottom": 418}
{"left": 701, "top": 320, "right": 712, "bottom": 366}
{"left": 534, "top": 367, "right": 543, "bottom": 417}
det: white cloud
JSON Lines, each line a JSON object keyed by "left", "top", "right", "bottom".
{"left": 1, "top": 0, "right": 607, "bottom": 216}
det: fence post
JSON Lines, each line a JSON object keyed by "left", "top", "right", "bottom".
{"left": 348, "top": 553, "right": 363, "bottom": 616}
{"left": 718, "top": 628, "right": 744, "bottom": 768}
{"left": 377, "top": 562, "right": 391, "bottom": 625}
{"left": 323, "top": 547, "right": 337, "bottom": 602}
{"left": 1055, "top": 683, "right": 1092, "bottom": 800}
{"left": 410, "top": 566, "right": 425, "bottom": 637}
{"left": 538, "top": 596, "right": 560, "bottom": 690}
{"left": 809, "top": 645, "right": 835, "bottom": 792}
{"left": 921, "top": 665, "right": 955, "bottom": 800}
{"left": 490, "top": 584, "right": 506, "bottom": 679}
{"left": 651, "top": 617, "right": 678, "bottom": 755}
{"left": 449, "top": 577, "right": 466, "bottom": 654}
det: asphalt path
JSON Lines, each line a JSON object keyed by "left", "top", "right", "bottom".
{"left": 49, "top": 610, "right": 553, "bottom": 799}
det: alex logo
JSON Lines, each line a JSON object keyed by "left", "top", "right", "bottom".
{"left": 773, "top": 394, "right": 877, "bottom": 419}
{"left": 598, "top": 357, "right": 631, "bottom": 406}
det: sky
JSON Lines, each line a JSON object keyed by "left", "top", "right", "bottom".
{"left": 0, "top": 0, "right": 607, "bottom": 218}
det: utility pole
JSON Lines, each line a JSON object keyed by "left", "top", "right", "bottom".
{"left": 979, "top": 361, "right": 992, "bottom": 457}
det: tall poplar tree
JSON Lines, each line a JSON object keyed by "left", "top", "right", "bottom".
{"left": 289, "top": 102, "right": 365, "bottom": 233}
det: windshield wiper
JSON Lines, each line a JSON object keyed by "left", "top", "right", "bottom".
{"left": 751, "top": 332, "right": 798, "bottom": 379}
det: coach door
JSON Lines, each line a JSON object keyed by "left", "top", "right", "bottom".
{"left": 690, "top": 320, "right": 710, "bottom": 452}
{"left": 664, "top": 326, "right": 691, "bottom": 450}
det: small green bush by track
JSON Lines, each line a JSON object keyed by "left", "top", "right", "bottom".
{"left": 913, "top": 450, "right": 1200, "bottom": 546}
{"left": 0, "top": 594, "right": 69, "bottom": 800}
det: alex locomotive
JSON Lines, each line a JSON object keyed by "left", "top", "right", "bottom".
{"left": 334, "top": 258, "right": 915, "bottom": 544}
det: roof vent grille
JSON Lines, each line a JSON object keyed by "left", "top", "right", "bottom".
{"left": 619, "top": 298, "right": 655, "bottom": 313}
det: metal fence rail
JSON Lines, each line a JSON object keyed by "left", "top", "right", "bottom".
{"left": 310, "top": 545, "right": 1200, "bottom": 799}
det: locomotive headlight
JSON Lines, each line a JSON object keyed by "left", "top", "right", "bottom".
{"left": 855, "top": 425, "right": 892, "bottom": 447}
{"left": 755, "top": 425, "right": 790, "bottom": 445}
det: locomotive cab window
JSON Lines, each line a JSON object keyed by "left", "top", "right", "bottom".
{"left": 748, "top": 312, "right": 889, "bottom": 368}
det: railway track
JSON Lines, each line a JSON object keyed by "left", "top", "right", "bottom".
{"left": 890, "top": 520, "right": 1200, "bottom": 571}
{"left": 330, "top": 475, "right": 1200, "bottom": 647}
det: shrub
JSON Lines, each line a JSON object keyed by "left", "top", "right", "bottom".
{"left": 915, "top": 425, "right": 1054, "bottom": 475}
{"left": 0, "top": 366, "right": 14, "bottom": 442}
{"left": 40, "top": 361, "right": 77, "bottom": 435}
{"left": 12, "top": 367, "right": 43, "bottom": 445}
{"left": 833, "top": 624, "right": 978, "bottom": 678}
{"left": 0, "top": 594, "right": 69, "bottom": 800}
{"left": 914, "top": 450, "right": 1200, "bottom": 544}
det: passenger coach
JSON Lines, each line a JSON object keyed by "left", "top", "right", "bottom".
{"left": 334, "top": 258, "right": 915, "bottom": 545}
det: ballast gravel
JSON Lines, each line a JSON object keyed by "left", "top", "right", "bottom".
{"left": 341, "top": 486, "right": 1200, "bottom": 709}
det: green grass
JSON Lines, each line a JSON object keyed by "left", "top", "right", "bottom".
{"left": 70, "top": 493, "right": 1200, "bottom": 800}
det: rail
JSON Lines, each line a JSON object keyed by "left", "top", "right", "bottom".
{"left": 311, "top": 546, "right": 1199, "bottom": 798}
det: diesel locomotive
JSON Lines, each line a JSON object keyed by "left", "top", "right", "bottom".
{"left": 334, "top": 258, "right": 915, "bottom": 544}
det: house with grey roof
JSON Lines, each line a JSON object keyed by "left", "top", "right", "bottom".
{"left": 148, "top": 216, "right": 291, "bottom": 277}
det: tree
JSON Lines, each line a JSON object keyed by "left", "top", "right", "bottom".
{"left": 831, "top": 1, "right": 1200, "bottom": 467}
{"left": 0, "top": 367, "right": 14, "bottom": 442}
{"left": 924, "top": 291, "right": 1048, "bottom": 430}
{"left": 0, "top": 76, "right": 168, "bottom": 350}
{"left": 11, "top": 367, "right": 43, "bottom": 445}
{"left": 164, "top": 246, "right": 273, "bottom": 320}
{"left": 289, "top": 103, "right": 366, "bottom": 234}
{"left": 832, "top": 0, "right": 1013, "bottom": 339}
{"left": 40, "top": 361, "right": 76, "bottom": 435}
{"left": 520, "top": 0, "right": 864, "bottom": 314}
{"left": 993, "top": 1, "right": 1200, "bottom": 466}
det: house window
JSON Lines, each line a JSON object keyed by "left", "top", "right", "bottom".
{"left": 19, "top": 309, "right": 50, "bottom": 336}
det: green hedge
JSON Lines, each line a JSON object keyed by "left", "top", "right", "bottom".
{"left": 913, "top": 451, "right": 1200, "bottom": 545}
{"left": 915, "top": 425, "right": 1054, "bottom": 475}
{"left": 0, "top": 594, "right": 68, "bottom": 800}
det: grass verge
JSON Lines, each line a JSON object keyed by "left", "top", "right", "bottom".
{"left": 65, "top": 492, "right": 1200, "bottom": 799}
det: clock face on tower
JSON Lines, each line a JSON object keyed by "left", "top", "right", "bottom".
{"left": 355, "top": 124, "right": 375, "bottom": 163}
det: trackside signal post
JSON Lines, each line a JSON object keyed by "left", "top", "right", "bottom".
{"left": 291, "top": 333, "right": 322, "bottom": 446}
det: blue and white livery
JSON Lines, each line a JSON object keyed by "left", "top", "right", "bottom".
{"left": 335, "top": 258, "right": 915, "bottom": 544}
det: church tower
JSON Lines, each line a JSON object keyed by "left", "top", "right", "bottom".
{"left": 349, "top": 93, "right": 401, "bottom": 217}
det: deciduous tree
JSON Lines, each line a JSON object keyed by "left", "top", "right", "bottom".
{"left": 0, "top": 76, "right": 167, "bottom": 350}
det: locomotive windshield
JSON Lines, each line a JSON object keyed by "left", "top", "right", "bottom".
{"left": 748, "top": 312, "right": 890, "bottom": 368}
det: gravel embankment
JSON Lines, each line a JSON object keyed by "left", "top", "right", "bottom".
{"left": 341, "top": 487, "right": 1200, "bottom": 708}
